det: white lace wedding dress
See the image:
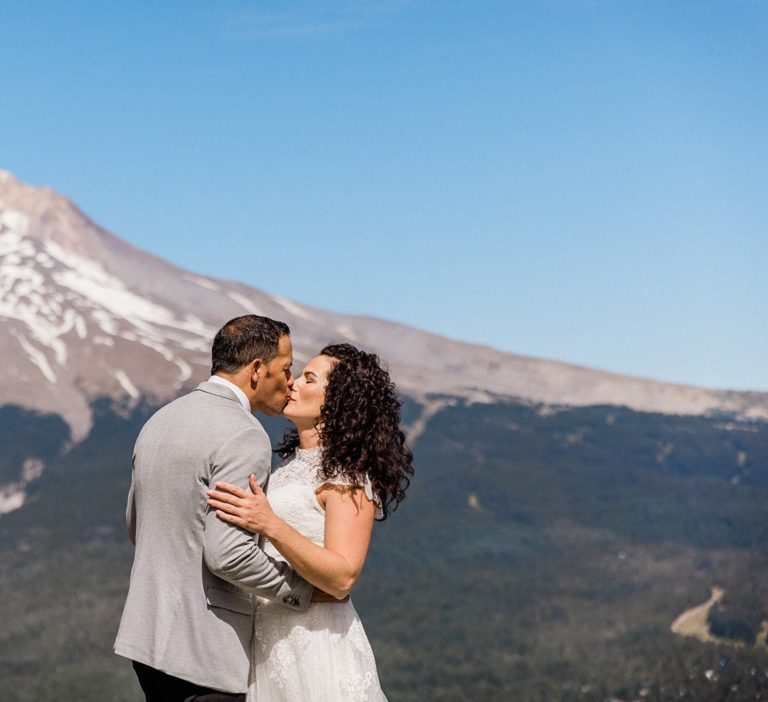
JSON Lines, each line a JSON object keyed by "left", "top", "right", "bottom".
{"left": 248, "top": 447, "right": 388, "bottom": 701}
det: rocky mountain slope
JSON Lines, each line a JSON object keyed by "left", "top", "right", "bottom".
{"left": 1, "top": 168, "right": 766, "bottom": 447}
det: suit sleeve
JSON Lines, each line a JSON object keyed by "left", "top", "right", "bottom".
{"left": 126, "top": 445, "right": 138, "bottom": 545}
{"left": 203, "top": 425, "right": 313, "bottom": 611}
{"left": 126, "top": 478, "right": 136, "bottom": 545}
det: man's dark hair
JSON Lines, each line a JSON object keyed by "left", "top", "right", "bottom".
{"left": 211, "top": 315, "right": 290, "bottom": 375}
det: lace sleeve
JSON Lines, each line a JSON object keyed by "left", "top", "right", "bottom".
{"left": 317, "top": 474, "right": 383, "bottom": 519}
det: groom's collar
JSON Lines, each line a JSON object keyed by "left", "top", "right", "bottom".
{"left": 204, "top": 375, "right": 251, "bottom": 414}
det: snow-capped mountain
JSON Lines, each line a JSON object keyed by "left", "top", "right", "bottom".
{"left": 1, "top": 169, "right": 767, "bottom": 447}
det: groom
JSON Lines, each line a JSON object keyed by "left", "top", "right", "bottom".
{"left": 115, "top": 315, "right": 314, "bottom": 701}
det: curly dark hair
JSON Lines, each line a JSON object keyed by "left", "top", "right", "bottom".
{"left": 276, "top": 343, "right": 413, "bottom": 520}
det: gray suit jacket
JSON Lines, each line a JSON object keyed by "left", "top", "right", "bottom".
{"left": 114, "top": 381, "right": 313, "bottom": 693}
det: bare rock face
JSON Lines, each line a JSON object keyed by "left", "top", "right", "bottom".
{"left": 1, "top": 169, "right": 766, "bottom": 445}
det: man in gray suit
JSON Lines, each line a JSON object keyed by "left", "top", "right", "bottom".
{"left": 115, "top": 315, "right": 314, "bottom": 701}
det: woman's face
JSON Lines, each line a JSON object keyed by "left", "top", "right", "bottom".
{"left": 282, "top": 354, "right": 335, "bottom": 424}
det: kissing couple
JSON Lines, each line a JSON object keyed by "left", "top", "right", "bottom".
{"left": 114, "top": 314, "right": 413, "bottom": 701}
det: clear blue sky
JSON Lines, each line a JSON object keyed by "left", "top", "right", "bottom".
{"left": 1, "top": 1, "right": 765, "bottom": 391}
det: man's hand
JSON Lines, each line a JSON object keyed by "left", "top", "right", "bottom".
{"left": 312, "top": 587, "right": 349, "bottom": 603}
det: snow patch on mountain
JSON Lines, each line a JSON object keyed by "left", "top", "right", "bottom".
{"left": 175, "top": 358, "right": 193, "bottom": 384}
{"left": 275, "top": 295, "right": 312, "bottom": 320}
{"left": 0, "top": 200, "right": 215, "bottom": 394}
{"left": 336, "top": 324, "right": 359, "bottom": 341}
{"left": 0, "top": 458, "right": 46, "bottom": 516}
{"left": 0, "top": 486, "right": 25, "bottom": 516}
{"left": 227, "top": 290, "right": 266, "bottom": 314}
{"left": 1, "top": 208, "right": 29, "bottom": 235}
{"left": 47, "top": 242, "right": 214, "bottom": 341}
{"left": 185, "top": 274, "right": 221, "bottom": 291}
{"left": 115, "top": 370, "right": 140, "bottom": 399}
{"left": 13, "top": 330, "right": 58, "bottom": 383}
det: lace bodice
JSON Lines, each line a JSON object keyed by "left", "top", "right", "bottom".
{"left": 261, "top": 447, "right": 380, "bottom": 561}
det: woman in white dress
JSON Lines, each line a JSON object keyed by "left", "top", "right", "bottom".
{"left": 206, "top": 343, "right": 413, "bottom": 701}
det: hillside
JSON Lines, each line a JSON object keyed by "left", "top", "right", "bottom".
{"left": 0, "top": 398, "right": 766, "bottom": 701}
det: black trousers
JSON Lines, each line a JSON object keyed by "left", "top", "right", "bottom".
{"left": 132, "top": 661, "right": 246, "bottom": 702}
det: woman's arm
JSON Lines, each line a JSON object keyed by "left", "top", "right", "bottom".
{"left": 207, "top": 476, "right": 375, "bottom": 600}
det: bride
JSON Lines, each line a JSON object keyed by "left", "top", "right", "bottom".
{"left": 206, "top": 343, "right": 413, "bottom": 701}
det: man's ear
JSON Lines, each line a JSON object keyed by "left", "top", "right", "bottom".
{"left": 251, "top": 359, "right": 263, "bottom": 383}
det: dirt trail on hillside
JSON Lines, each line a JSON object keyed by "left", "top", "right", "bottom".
{"left": 672, "top": 588, "right": 768, "bottom": 648}
{"left": 756, "top": 621, "right": 768, "bottom": 647}
{"left": 671, "top": 587, "right": 725, "bottom": 643}
{"left": 406, "top": 399, "right": 453, "bottom": 444}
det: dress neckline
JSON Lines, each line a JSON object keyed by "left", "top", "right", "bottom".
{"left": 295, "top": 446, "right": 323, "bottom": 467}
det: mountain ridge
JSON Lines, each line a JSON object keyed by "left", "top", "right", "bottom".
{"left": 1, "top": 169, "right": 766, "bottom": 447}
